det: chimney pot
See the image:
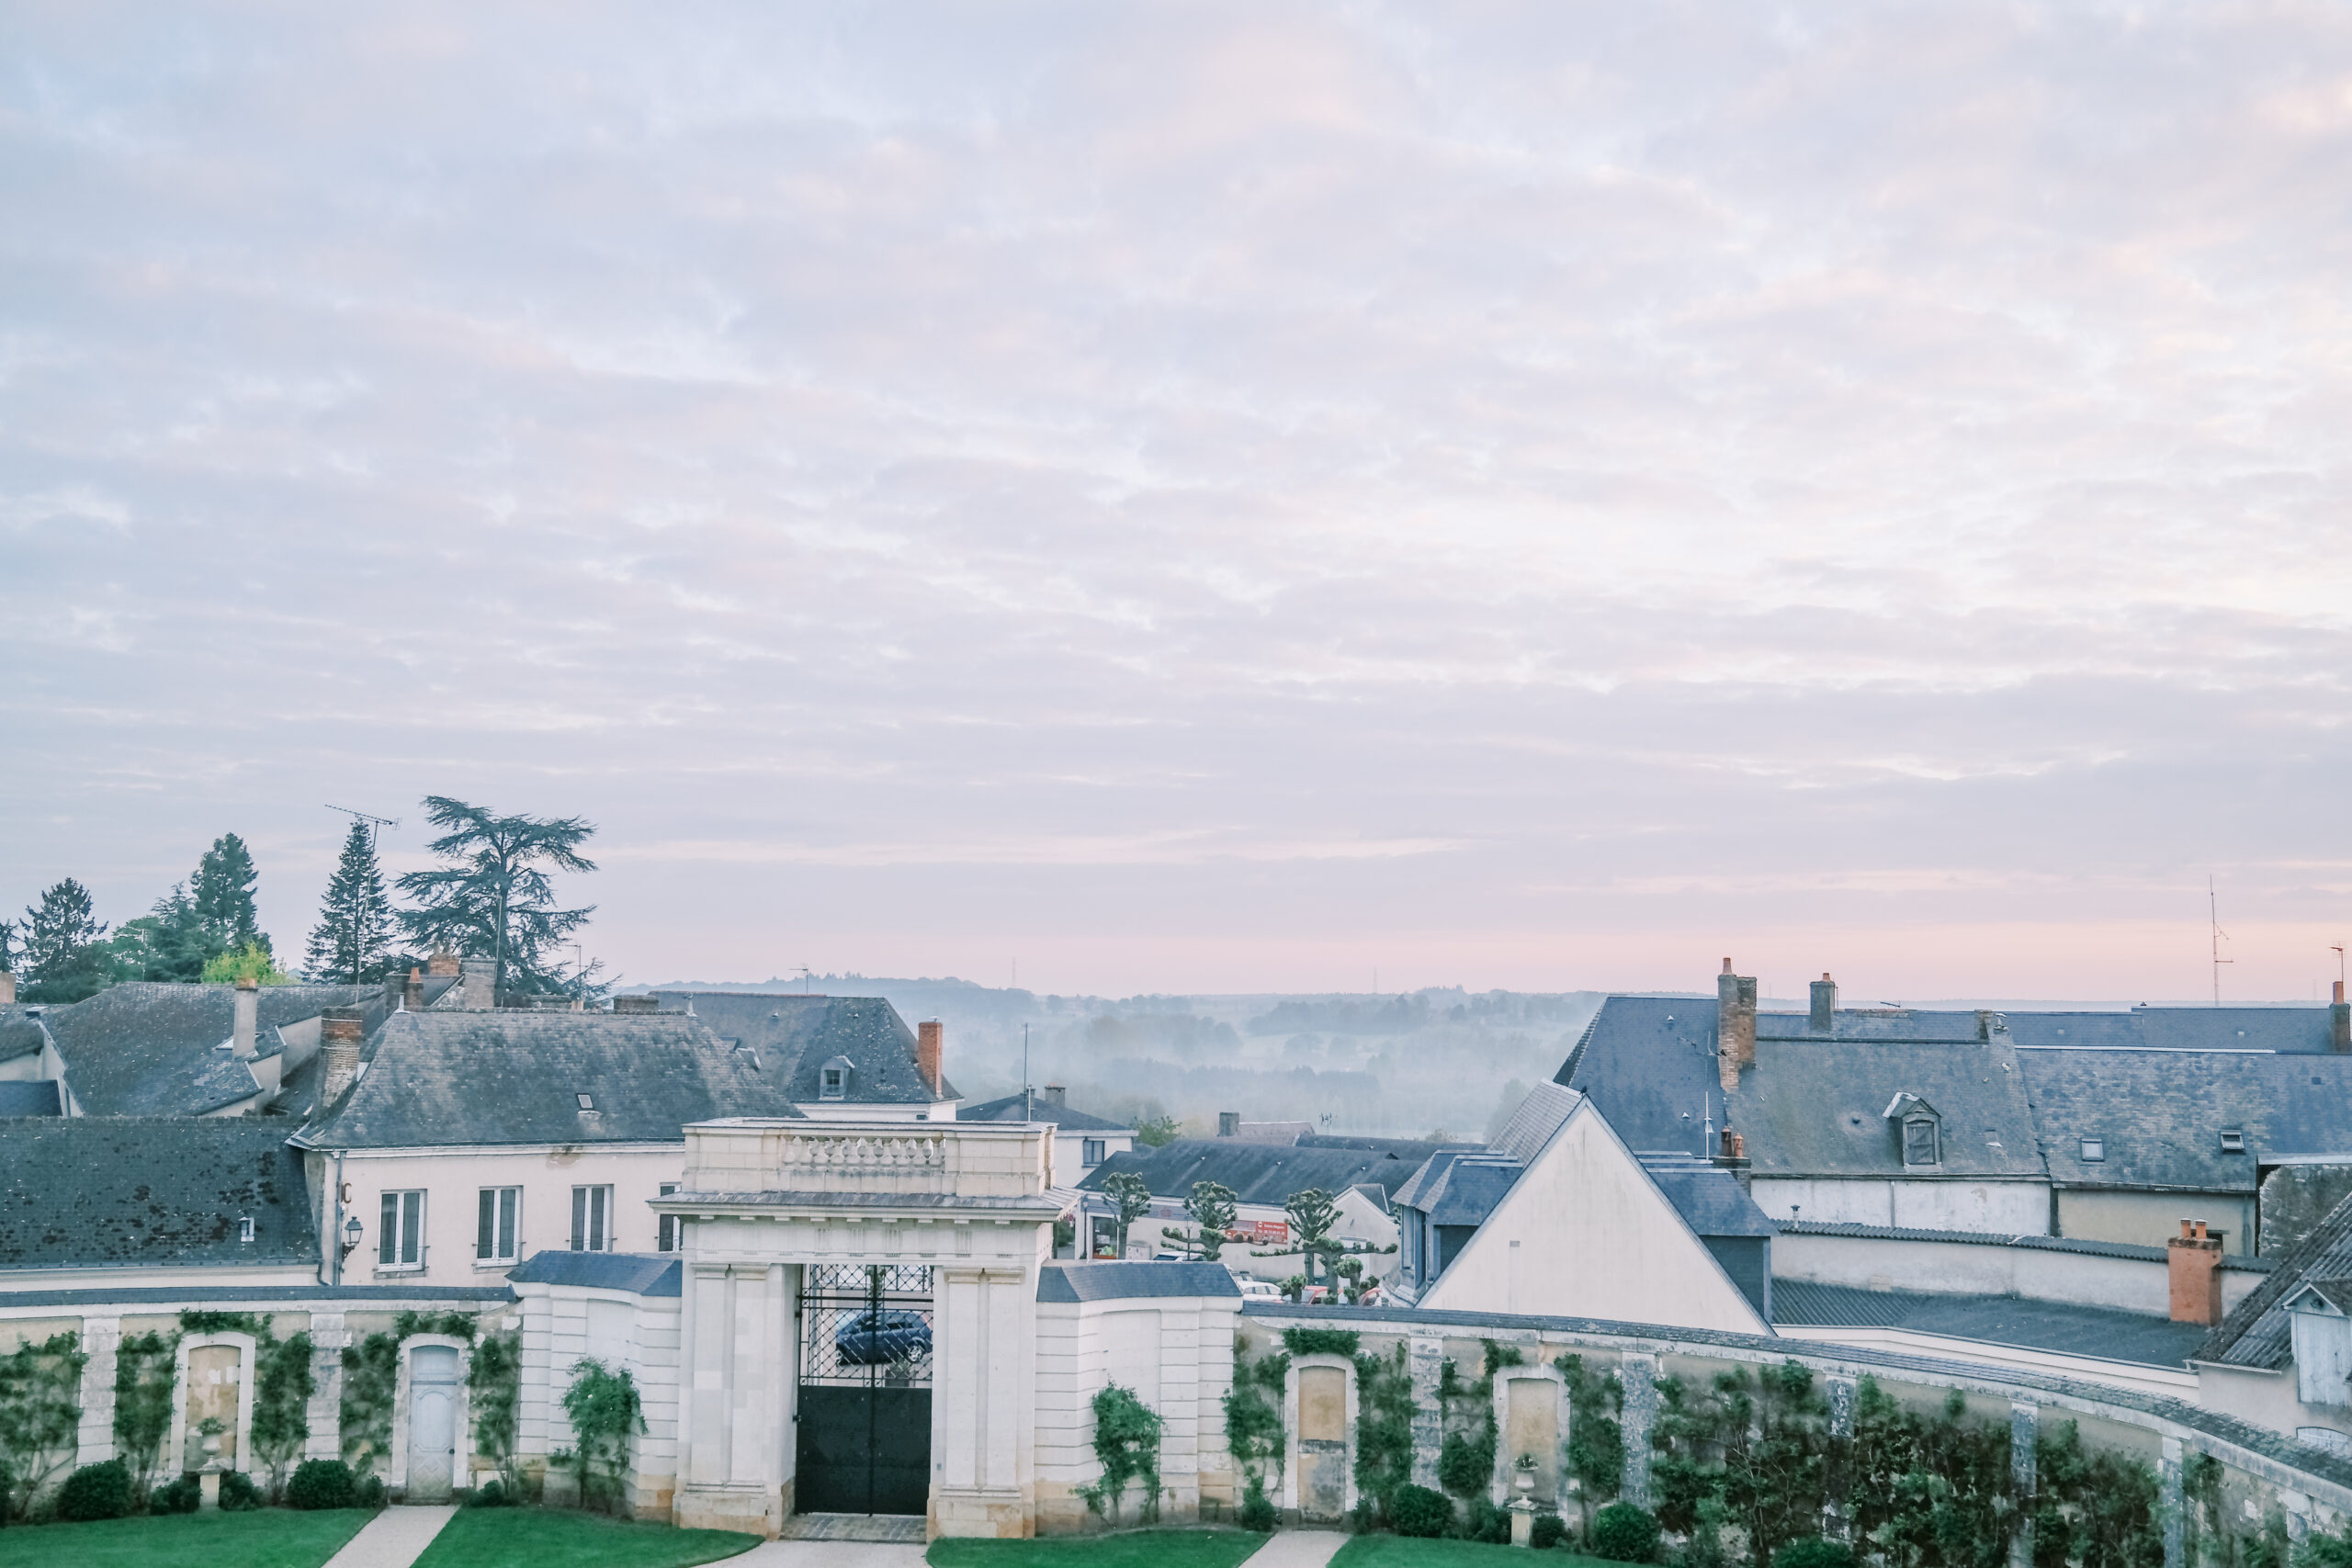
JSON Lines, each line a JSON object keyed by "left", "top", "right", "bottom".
{"left": 426, "top": 945, "right": 460, "bottom": 978}
{"left": 917, "top": 1021, "right": 944, "bottom": 1097}
{"left": 0, "top": 970, "right": 14, "bottom": 1006}
{"left": 1217, "top": 1111, "right": 1239, "bottom": 1137}
{"left": 232, "top": 976, "right": 260, "bottom": 1059}
{"left": 1809, "top": 973, "right": 1838, "bottom": 1033}
{"left": 611, "top": 994, "right": 658, "bottom": 1014}
{"left": 2332, "top": 985, "right": 2350, "bottom": 1052}
{"left": 318, "top": 1007, "right": 365, "bottom": 1110}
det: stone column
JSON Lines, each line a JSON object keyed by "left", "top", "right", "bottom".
{"left": 1408, "top": 1337, "right": 1444, "bottom": 1490}
{"left": 933, "top": 1265, "right": 1035, "bottom": 1537}
{"left": 674, "top": 1263, "right": 788, "bottom": 1538}
{"left": 1617, "top": 1354, "right": 1657, "bottom": 1508}
{"left": 78, "top": 1316, "right": 120, "bottom": 1466}
{"left": 2009, "top": 1403, "right": 2038, "bottom": 1568}
{"left": 1821, "top": 1375, "right": 1856, "bottom": 1543}
{"left": 2160, "top": 1437, "right": 2186, "bottom": 1568}
{"left": 307, "top": 1314, "right": 347, "bottom": 1461}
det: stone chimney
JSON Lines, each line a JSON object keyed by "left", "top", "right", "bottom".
{"left": 403, "top": 966, "right": 424, "bottom": 1011}
{"left": 2168, "top": 1218, "right": 2226, "bottom": 1325}
{"left": 460, "top": 957, "right": 497, "bottom": 1010}
{"left": 2333, "top": 981, "right": 2349, "bottom": 1053}
{"left": 232, "top": 976, "right": 260, "bottom": 1059}
{"left": 0, "top": 970, "right": 14, "bottom": 1006}
{"left": 319, "top": 1007, "right": 365, "bottom": 1110}
{"left": 1809, "top": 973, "right": 1837, "bottom": 1033}
{"left": 1044, "top": 1084, "right": 1068, "bottom": 1107}
{"left": 1217, "top": 1111, "right": 1239, "bottom": 1137}
{"left": 1717, "top": 959, "right": 1758, "bottom": 1091}
{"left": 611, "top": 994, "right": 658, "bottom": 1014}
{"left": 426, "top": 945, "right": 460, "bottom": 978}
{"left": 917, "top": 1021, "right": 944, "bottom": 1097}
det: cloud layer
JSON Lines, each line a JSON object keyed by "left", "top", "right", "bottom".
{"left": 5, "top": 2, "right": 2349, "bottom": 998}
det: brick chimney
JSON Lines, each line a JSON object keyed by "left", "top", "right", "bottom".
{"left": 917, "top": 1021, "right": 944, "bottom": 1097}
{"left": 403, "top": 966, "right": 424, "bottom": 1011}
{"left": 232, "top": 976, "right": 260, "bottom": 1059}
{"left": 1044, "top": 1084, "right": 1067, "bottom": 1107}
{"left": 0, "top": 970, "right": 14, "bottom": 1006}
{"left": 1809, "top": 973, "right": 1837, "bottom": 1033}
{"left": 319, "top": 1007, "right": 365, "bottom": 1110}
{"left": 2333, "top": 981, "right": 2349, "bottom": 1053}
{"left": 1717, "top": 959, "right": 1758, "bottom": 1091}
{"left": 2168, "top": 1218, "right": 2226, "bottom": 1325}
{"left": 460, "top": 957, "right": 497, "bottom": 1010}
{"left": 1218, "top": 1111, "right": 1239, "bottom": 1137}
{"left": 426, "top": 945, "right": 460, "bottom": 978}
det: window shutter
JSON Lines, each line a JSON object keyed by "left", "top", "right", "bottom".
{"left": 401, "top": 1191, "right": 423, "bottom": 1266}
{"left": 478, "top": 1190, "right": 494, "bottom": 1260}
{"left": 500, "top": 1189, "right": 518, "bottom": 1260}
{"left": 379, "top": 1191, "right": 398, "bottom": 1266}
{"left": 571, "top": 1187, "right": 586, "bottom": 1251}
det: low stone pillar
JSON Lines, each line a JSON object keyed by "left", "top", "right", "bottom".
{"left": 1618, "top": 1354, "right": 1657, "bottom": 1508}
{"left": 1510, "top": 1497, "right": 1538, "bottom": 1547}
{"left": 198, "top": 1470, "right": 221, "bottom": 1510}
{"left": 2160, "top": 1437, "right": 2185, "bottom": 1568}
{"left": 1822, "top": 1376, "right": 1856, "bottom": 1543}
{"left": 2010, "top": 1403, "right": 2039, "bottom": 1568}
{"left": 78, "top": 1316, "right": 121, "bottom": 1467}
{"left": 307, "top": 1314, "right": 347, "bottom": 1461}
{"left": 1409, "top": 1337, "right": 1444, "bottom": 1490}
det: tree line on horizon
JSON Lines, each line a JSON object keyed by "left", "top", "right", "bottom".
{"left": 3, "top": 797, "right": 602, "bottom": 1006}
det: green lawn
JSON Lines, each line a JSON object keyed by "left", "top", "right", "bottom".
{"left": 413, "top": 1507, "right": 761, "bottom": 1568}
{"left": 1330, "top": 1535, "right": 1615, "bottom": 1568}
{"left": 929, "top": 1527, "right": 1269, "bottom": 1568}
{"left": 0, "top": 1507, "right": 373, "bottom": 1568}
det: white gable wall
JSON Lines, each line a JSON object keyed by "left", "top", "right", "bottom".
{"left": 1419, "top": 1100, "right": 1770, "bottom": 1335}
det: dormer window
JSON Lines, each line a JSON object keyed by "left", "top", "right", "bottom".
{"left": 1902, "top": 1116, "right": 1939, "bottom": 1168}
{"left": 238, "top": 1215, "right": 254, "bottom": 1245}
{"left": 821, "top": 1066, "right": 846, "bottom": 1100}
{"left": 2222, "top": 1129, "right": 2246, "bottom": 1154}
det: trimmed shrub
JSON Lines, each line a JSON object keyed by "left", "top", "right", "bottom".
{"left": 288, "top": 1458, "right": 357, "bottom": 1510}
{"left": 468, "top": 1478, "right": 510, "bottom": 1508}
{"left": 1465, "top": 1495, "right": 1510, "bottom": 1543}
{"left": 152, "top": 1474, "right": 201, "bottom": 1514}
{"left": 355, "top": 1472, "right": 386, "bottom": 1509}
{"left": 1391, "top": 1483, "right": 1454, "bottom": 1539}
{"left": 218, "top": 1470, "right": 262, "bottom": 1511}
{"left": 1239, "top": 1482, "right": 1277, "bottom": 1533}
{"left": 1531, "top": 1513, "right": 1569, "bottom": 1550}
{"left": 1772, "top": 1540, "right": 1858, "bottom": 1568}
{"left": 1590, "top": 1501, "right": 1661, "bottom": 1562}
{"left": 56, "top": 1460, "right": 131, "bottom": 1522}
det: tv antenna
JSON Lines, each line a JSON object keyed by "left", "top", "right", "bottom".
{"left": 2210, "top": 876, "right": 2233, "bottom": 1007}
{"left": 796, "top": 965, "right": 812, "bottom": 993}
{"left": 325, "top": 804, "right": 399, "bottom": 852}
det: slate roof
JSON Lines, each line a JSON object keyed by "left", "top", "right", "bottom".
{"left": 959, "top": 1092, "right": 1130, "bottom": 1132}
{"left": 1780, "top": 1219, "right": 2276, "bottom": 1271}
{"left": 1757, "top": 1010, "right": 1995, "bottom": 1043}
{"left": 1076, "top": 1138, "right": 1437, "bottom": 1209}
{"left": 1554, "top": 995, "right": 1726, "bottom": 1155}
{"left": 654, "top": 992, "right": 957, "bottom": 1104}
{"left": 1639, "top": 1153, "right": 1779, "bottom": 1238}
{"left": 508, "top": 1250, "right": 682, "bottom": 1297}
{"left": 2007, "top": 1007, "right": 2344, "bottom": 1055}
{"left": 2020, "top": 1049, "right": 2352, "bottom": 1194}
{"left": 1729, "top": 1033, "right": 2044, "bottom": 1180}
{"left": 300, "top": 1010, "right": 807, "bottom": 1149}
{"left": 1391, "top": 1149, "right": 1523, "bottom": 1226}
{"left": 0, "top": 1080, "right": 64, "bottom": 1116}
{"left": 1037, "top": 1260, "right": 1241, "bottom": 1303}
{"left": 1773, "top": 1280, "right": 2211, "bottom": 1368}
{"left": 0, "top": 1013, "right": 48, "bottom": 1065}
{"left": 38, "top": 982, "right": 381, "bottom": 1116}
{"left": 0, "top": 1117, "right": 318, "bottom": 1270}
{"left": 2199, "top": 1188, "right": 2352, "bottom": 1371}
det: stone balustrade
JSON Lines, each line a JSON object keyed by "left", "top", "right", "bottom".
{"left": 678, "top": 1117, "right": 1051, "bottom": 1201}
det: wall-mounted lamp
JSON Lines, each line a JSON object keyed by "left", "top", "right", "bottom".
{"left": 341, "top": 1215, "right": 364, "bottom": 1255}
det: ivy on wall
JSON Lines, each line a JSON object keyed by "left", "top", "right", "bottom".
{"left": 1559, "top": 1352, "right": 1623, "bottom": 1527}
{"left": 468, "top": 1334, "right": 522, "bottom": 1489}
{"left": 175, "top": 1311, "right": 314, "bottom": 1500}
{"left": 560, "top": 1358, "right": 645, "bottom": 1516}
{"left": 1224, "top": 1337, "right": 1288, "bottom": 1506}
{"left": 0, "top": 1331, "right": 86, "bottom": 1520}
{"left": 339, "top": 1333, "right": 400, "bottom": 1478}
{"left": 1076, "top": 1383, "right": 1165, "bottom": 1525}
{"left": 113, "top": 1332, "right": 180, "bottom": 1501}
{"left": 1351, "top": 1341, "right": 1416, "bottom": 1526}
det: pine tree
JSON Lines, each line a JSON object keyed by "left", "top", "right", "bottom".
{"left": 306, "top": 821, "right": 397, "bottom": 984}
{"left": 107, "top": 883, "right": 215, "bottom": 982}
{"left": 395, "top": 796, "right": 597, "bottom": 997}
{"left": 20, "top": 878, "right": 112, "bottom": 1003}
{"left": 191, "top": 833, "right": 268, "bottom": 955}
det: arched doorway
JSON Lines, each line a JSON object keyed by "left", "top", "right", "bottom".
{"left": 408, "top": 1346, "right": 462, "bottom": 1501}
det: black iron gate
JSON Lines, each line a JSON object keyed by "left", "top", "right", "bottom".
{"left": 796, "top": 1264, "right": 934, "bottom": 1516}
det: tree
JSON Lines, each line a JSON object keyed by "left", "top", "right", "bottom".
{"left": 1164, "top": 1179, "right": 1238, "bottom": 1261}
{"left": 1285, "top": 1188, "right": 1340, "bottom": 1284}
{"left": 1101, "top": 1172, "right": 1153, "bottom": 1258}
{"left": 305, "top": 821, "right": 399, "bottom": 984}
{"left": 18, "top": 879, "right": 112, "bottom": 1003}
{"left": 394, "top": 796, "right": 597, "bottom": 998}
{"left": 1133, "top": 1114, "right": 1182, "bottom": 1148}
{"left": 191, "top": 833, "right": 269, "bottom": 955}
{"left": 105, "top": 883, "right": 214, "bottom": 982}
{"left": 202, "top": 942, "right": 294, "bottom": 985}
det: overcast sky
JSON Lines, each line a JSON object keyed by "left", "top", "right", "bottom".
{"left": 6, "top": 3, "right": 2349, "bottom": 1000}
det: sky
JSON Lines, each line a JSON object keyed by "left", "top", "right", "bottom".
{"left": 5, "top": 3, "right": 2350, "bottom": 1001}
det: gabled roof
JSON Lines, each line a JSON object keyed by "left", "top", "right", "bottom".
{"left": 654, "top": 992, "right": 957, "bottom": 1104}
{"left": 38, "top": 981, "right": 381, "bottom": 1116}
{"left": 2201, "top": 1189, "right": 2352, "bottom": 1371}
{"left": 508, "top": 1250, "right": 681, "bottom": 1298}
{"left": 1637, "top": 1153, "right": 1778, "bottom": 1239}
{"left": 959, "top": 1092, "right": 1131, "bottom": 1132}
{"left": 1037, "top": 1260, "right": 1241, "bottom": 1303}
{"left": 1727, "top": 1035, "right": 2043, "bottom": 1180}
{"left": 300, "top": 1010, "right": 807, "bottom": 1149}
{"left": 2007, "top": 1006, "right": 2344, "bottom": 1055}
{"left": 0, "top": 1117, "right": 318, "bottom": 1270}
{"left": 2021, "top": 1049, "right": 2352, "bottom": 1194}
{"left": 1076, "top": 1137, "right": 1438, "bottom": 1209}
{"left": 1391, "top": 1149, "right": 1522, "bottom": 1226}
{"left": 0, "top": 1012, "right": 48, "bottom": 1066}
{"left": 1553, "top": 995, "right": 1725, "bottom": 1154}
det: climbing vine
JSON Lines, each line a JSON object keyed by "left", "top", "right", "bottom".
{"left": 1224, "top": 1337, "right": 1288, "bottom": 1503}
{"left": 468, "top": 1334, "right": 523, "bottom": 1490}
{"left": 340, "top": 1333, "right": 400, "bottom": 1478}
{"left": 113, "top": 1331, "right": 180, "bottom": 1502}
{"left": 560, "top": 1358, "right": 645, "bottom": 1516}
{"left": 175, "top": 1311, "right": 313, "bottom": 1500}
{"left": 1560, "top": 1352, "right": 1623, "bottom": 1529}
{"left": 1076, "top": 1383, "right": 1164, "bottom": 1525}
{"left": 394, "top": 1311, "right": 478, "bottom": 1344}
{"left": 1351, "top": 1341, "right": 1417, "bottom": 1525}
{"left": 0, "top": 1332, "right": 85, "bottom": 1520}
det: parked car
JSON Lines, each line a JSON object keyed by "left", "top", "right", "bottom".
{"left": 1234, "top": 1280, "right": 1283, "bottom": 1302}
{"left": 835, "top": 1308, "right": 932, "bottom": 1365}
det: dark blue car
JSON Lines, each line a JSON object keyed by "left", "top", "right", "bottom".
{"left": 834, "top": 1308, "right": 931, "bottom": 1366}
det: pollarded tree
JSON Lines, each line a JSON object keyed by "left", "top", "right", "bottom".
{"left": 395, "top": 796, "right": 596, "bottom": 998}
{"left": 1102, "top": 1172, "right": 1153, "bottom": 1258}
{"left": 305, "top": 821, "right": 400, "bottom": 984}
{"left": 1164, "top": 1179, "right": 1238, "bottom": 1262}
{"left": 18, "top": 878, "right": 111, "bottom": 1004}
{"left": 1284, "top": 1187, "right": 1340, "bottom": 1284}
{"left": 191, "top": 833, "right": 268, "bottom": 955}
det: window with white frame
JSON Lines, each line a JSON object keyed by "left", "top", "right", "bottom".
{"left": 477, "top": 1187, "right": 521, "bottom": 1263}
{"left": 378, "top": 1190, "right": 424, "bottom": 1269}
{"left": 658, "top": 1183, "right": 680, "bottom": 1252}
{"left": 1081, "top": 1138, "right": 1106, "bottom": 1168}
{"left": 571, "top": 1184, "right": 615, "bottom": 1252}
{"left": 820, "top": 1066, "right": 846, "bottom": 1099}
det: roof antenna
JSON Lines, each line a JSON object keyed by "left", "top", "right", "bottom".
{"left": 2210, "top": 876, "right": 2233, "bottom": 1008}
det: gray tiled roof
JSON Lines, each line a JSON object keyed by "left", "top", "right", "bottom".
{"left": 0, "top": 1117, "right": 318, "bottom": 1270}
{"left": 2004, "top": 1007, "right": 2344, "bottom": 1055}
{"left": 1772, "top": 1280, "right": 2211, "bottom": 1368}
{"left": 300, "top": 1010, "right": 807, "bottom": 1149}
{"left": 959, "top": 1092, "right": 1130, "bottom": 1132}
{"left": 1076, "top": 1138, "right": 1436, "bottom": 1209}
{"left": 39, "top": 982, "right": 380, "bottom": 1116}
{"left": 0, "top": 1080, "right": 64, "bottom": 1116}
{"left": 1391, "top": 1149, "right": 1523, "bottom": 1226}
{"left": 1038, "top": 1260, "right": 1241, "bottom": 1303}
{"left": 1555, "top": 995, "right": 1726, "bottom": 1154}
{"left": 1780, "top": 1219, "right": 2276, "bottom": 1270}
{"left": 655, "top": 993, "right": 957, "bottom": 1104}
{"left": 1639, "top": 1153, "right": 1778, "bottom": 1238}
{"left": 2021, "top": 1049, "right": 2352, "bottom": 1193}
{"left": 0, "top": 1013, "right": 47, "bottom": 1065}
{"left": 1728, "top": 1034, "right": 2045, "bottom": 1180}
{"left": 2199, "top": 1189, "right": 2352, "bottom": 1370}
{"left": 508, "top": 1250, "right": 682, "bottom": 1298}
